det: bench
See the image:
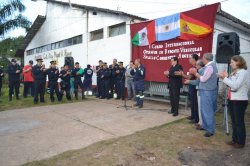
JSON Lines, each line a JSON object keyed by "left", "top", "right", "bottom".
{"left": 143, "top": 82, "right": 189, "bottom": 110}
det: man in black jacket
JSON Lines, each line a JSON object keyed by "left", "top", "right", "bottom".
{"left": 47, "top": 60, "right": 61, "bottom": 102}
{"left": 32, "top": 58, "right": 47, "bottom": 104}
{"left": 115, "top": 62, "right": 126, "bottom": 100}
{"left": 109, "top": 59, "right": 119, "bottom": 98}
{"left": 164, "top": 57, "right": 183, "bottom": 116}
{"left": 59, "top": 64, "right": 72, "bottom": 101}
{"left": 7, "top": 59, "right": 21, "bottom": 101}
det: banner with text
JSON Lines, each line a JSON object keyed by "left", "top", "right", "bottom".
{"left": 131, "top": 3, "right": 220, "bottom": 82}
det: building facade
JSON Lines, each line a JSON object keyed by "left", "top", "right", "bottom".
{"left": 17, "top": 1, "right": 250, "bottom": 87}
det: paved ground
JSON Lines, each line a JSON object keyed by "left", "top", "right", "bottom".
{"left": 0, "top": 98, "right": 187, "bottom": 166}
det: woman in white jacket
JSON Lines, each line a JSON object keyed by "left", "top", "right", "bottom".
{"left": 218, "top": 55, "right": 249, "bottom": 149}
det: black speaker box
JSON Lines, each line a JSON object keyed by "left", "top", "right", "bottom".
{"left": 64, "top": 57, "right": 74, "bottom": 69}
{"left": 216, "top": 32, "right": 240, "bottom": 64}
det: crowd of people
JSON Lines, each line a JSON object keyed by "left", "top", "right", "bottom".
{"left": 0, "top": 53, "right": 249, "bottom": 148}
{"left": 95, "top": 58, "right": 145, "bottom": 108}
{"left": 164, "top": 53, "right": 249, "bottom": 148}
{"left": 1, "top": 58, "right": 93, "bottom": 104}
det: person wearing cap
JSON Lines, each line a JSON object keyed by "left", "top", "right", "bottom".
{"left": 114, "top": 61, "right": 126, "bottom": 100}
{"left": 7, "top": 59, "right": 21, "bottom": 101}
{"left": 71, "top": 62, "right": 84, "bottom": 100}
{"left": 109, "top": 59, "right": 119, "bottom": 98}
{"left": 59, "top": 64, "right": 72, "bottom": 101}
{"left": 0, "top": 66, "right": 4, "bottom": 100}
{"left": 95, "top": 60, "right": 103, "bottom": 98}
{"left": 32, "top": 58, "right": 47, "bottom": 104}
{"left": 130, "top": 59, "right": 145, "bottom": 108}
{"left": 100, "top": 62, "right": 111, "bottom": 99}
{"left": 23, "top": 60, "right": 34, "bottom": 98}
{"left": 83, "top": 64, "right": 93, "bottom": 96}
{"left": 46, "top": 61, "right": 61, "bottom": 102}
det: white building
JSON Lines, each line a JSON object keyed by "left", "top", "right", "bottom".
{"left": 16, "top": 1, "right": 250, "bottom": 88}
{"left": 16, "top": 0, "right": 146, "bottom": 85}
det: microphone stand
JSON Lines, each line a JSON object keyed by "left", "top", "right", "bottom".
{"left": 222, "top": 63, "right": 231, "bottom": 135}
{"left": 117, "top": 67, "right": 133, "bottom": 111}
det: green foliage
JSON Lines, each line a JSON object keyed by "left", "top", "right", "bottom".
{"left": 0, "top": 0, "right": 31, "bottom": 37}
{"left": 0, "top": 35, "right": 24, "bottom": 57}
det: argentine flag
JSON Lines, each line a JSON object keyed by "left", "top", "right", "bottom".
{"left": 155, "top": 13, "right": 180, "bottom": 41}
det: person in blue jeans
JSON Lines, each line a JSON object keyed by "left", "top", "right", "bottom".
{"left": 190, "top": 53, "right": 218, "bottom": 137}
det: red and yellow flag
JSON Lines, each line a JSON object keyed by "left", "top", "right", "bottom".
{"left": 179, "top": 13, "right": 212, "bottom": 40}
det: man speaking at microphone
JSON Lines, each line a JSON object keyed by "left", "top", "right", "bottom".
{"left": 131, "top": 59, "right": 145, "bottom": 108}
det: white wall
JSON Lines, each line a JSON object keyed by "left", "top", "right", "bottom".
{"left": 24, "top": 2, "right": 135, "bottom": 85}
{"left": 213, "top": 18, "right": 250, "bottom": 92}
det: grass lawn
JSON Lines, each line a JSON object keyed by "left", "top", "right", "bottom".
{"left": 0, "top": 84, "right": 88, "bottom": 112}
{"left": 23, "top": 107, "right": 250, "bottom": 166}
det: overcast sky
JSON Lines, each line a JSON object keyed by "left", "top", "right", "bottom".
{"left": 6, "top": 0, "right": 250, "bottom": 38}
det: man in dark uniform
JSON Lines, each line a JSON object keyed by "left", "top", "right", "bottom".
{"left": 59, "top": 64, "right": 72, "bottom": 101}
{"left": 115, "top": 62, "right": 126, "bottom": 100}
{"left": 47, "top": 60, "right": 61, "bottom": 102}
{"left": 71, "top": 62, "right": 84, "bottom": 100}
{"left": 130, "top": 59, "right": 145, "bottom": 108}
{"left": 164, "top": 57, "right": 183, "bottom": 116}
{"left": 7, "top": 59, "right": 21, "bottom": 101}
{"left": 32, "top": 58, "right": 47, "bottom": 104}
{"left": 83, "top": 64, "right": 93, "bottom": 95}
{"left": 0, "top": 66, "right": 4, "bottom": 99}
{"left": 109, "top": 59, "right": 119, "bottom": 98}
{"left": 95, "top": 60, "right": 103, "bottom": 98}
{"left": 100, "top": 62, "right": 111, "bottom": 99}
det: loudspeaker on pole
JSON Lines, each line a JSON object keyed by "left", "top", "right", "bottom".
{"left": 216, "top": 32, "right": 240, "bottom": 64}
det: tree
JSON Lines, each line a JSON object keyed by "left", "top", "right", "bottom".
{"left": 0, "top": 0, "right": 31, "bottom": 37}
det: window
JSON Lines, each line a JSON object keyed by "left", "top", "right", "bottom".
{"left": 73, "top": 35, "right": 82, "bottom": 44}
{"left": 109, "top": 22, "right": 126, "bottom": 37}
{"left": 90, "top": 29, "right": 103, "bottom": 41}
{"left": 26, "top": 34, "right": 83, "bottom": 55}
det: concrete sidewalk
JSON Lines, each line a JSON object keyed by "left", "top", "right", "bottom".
{"left": 0, "top": 98, "right": 187, "bottom": 166}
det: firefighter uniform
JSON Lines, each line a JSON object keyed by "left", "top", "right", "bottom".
{"left": 7, "top": 59, "right": 21, "bottom": 101}
{"left": 59, "top": 67, "right": 72, "bottom": 101}
{"left": 96, "top": 64, "right": 102, "bottom": 97}
{"left": 109, "top": 63, "right": 119, "bottom": 98}
{"left": 100, "top": 63, "right": 111, "bottom": 99}
{"left": 130, "top": 64, "right": 145, "bottom": 108}
{"left": 83, "top": 65, "right": 93, "bottom": 95}
{"left": 115, "top": 62, "right": 126, "bottom": 100}
{"left": 47, "top": 61, "right": 61, "bottom": 102}
{"left": 32, "top": 58, "right": 47, "bottom": 104}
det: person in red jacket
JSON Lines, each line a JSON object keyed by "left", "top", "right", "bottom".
{"left": 23, "top": 60, "right": 34, "bottom": 97}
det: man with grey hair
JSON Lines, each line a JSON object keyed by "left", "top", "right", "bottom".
{"left": 189, "top": 53, "right": 218, "bottom": 137}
